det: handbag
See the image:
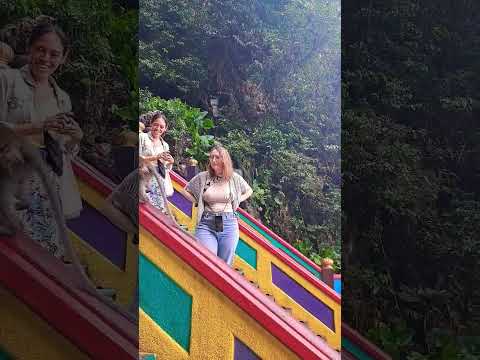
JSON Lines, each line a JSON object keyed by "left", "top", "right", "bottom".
{"left": 156, "top": 160, "right": 166, "bottom": 178}
{"left": 44, "top": 129, "right": 63, "bottom": 176}
{"left": 164, "top": 169, "right": 174, "bottom": 197}
{"left": 60, "top": 153, "right": 83, "bottom": 219}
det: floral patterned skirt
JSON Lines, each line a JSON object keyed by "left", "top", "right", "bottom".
{"left": 146, "top": 167, "right": 167, "bottom": 211}
{"left": 19, "top": 150, "right": 64, "bottom": 258}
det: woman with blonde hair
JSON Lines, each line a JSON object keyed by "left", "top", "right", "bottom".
{"left": 183, "top": 144, "right": 253, "bottom": 266}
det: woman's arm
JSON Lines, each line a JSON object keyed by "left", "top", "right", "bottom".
{"left": 239, "top": 186, "right": 253, "bottom": 203}
{"left": 10, "top": 122, "right": 44, "bottom": 136}
{"left": 8, "top": 115, "right": 65, "bottom": 136}
{"left": 238, "top": 175, "right": 253, "bottom": 203}
{"left": 140, "top": 154, "right": 162, "bottom": 162}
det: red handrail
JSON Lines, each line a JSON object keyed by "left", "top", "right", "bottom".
{"left": 342, "top": 324, "right": 392, "bottom": 360}
{"left": 0, "top": 235, "right": 137, "bottom": 359}
{"left": 169, "top": 171, "right": 340, "bottom": 303}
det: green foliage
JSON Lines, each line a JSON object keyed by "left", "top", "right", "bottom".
{"left": 343, "top": 1, "right": 480, "bottom": 358}
{"left": 0, "top": 1, "right": 138, "bottom": 139}
{"left": 108, "top": 8, "right": 139, "bottom": 130}
{"left": 183, "top": 111, "right": 214, "bottom": 164}
{"left": 140, "top": 0, "right": 341, "bottom": 270}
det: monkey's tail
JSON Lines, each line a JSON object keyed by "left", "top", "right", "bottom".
{"left": 34, "top": 153, "right": 87, "bottom": 280}
{"left": 35, "top": 155, "right": 68, "bottom": 251}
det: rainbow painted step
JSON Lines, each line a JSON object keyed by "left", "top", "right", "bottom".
{"left": 0, "top": 232, "right": 137, "bottom": 359}
{"left": 139, "top": 204, "right": 340, "bottom": 360}
{"left": 167, "top": 171, "right": 341, "bottom": 350}
{"left": 139, "top": 353, "right": 156, "bottom": 360}
{"left": 70, "top": 159, "right": 386, "bottom": 359}
{"left": 71, "top": 159, "right": 138, "bottom": 306}
{"left": 167, "top": 170, "right": 390, "bottom": 359}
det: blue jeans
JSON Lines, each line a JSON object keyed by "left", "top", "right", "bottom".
{"left": 195, "top": 212, "right": 239, "bottom": 266}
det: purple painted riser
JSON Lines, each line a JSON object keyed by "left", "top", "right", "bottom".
{"left": 67, "top": 201, "right": 127, "bottom": 269}
{"left": 170, "top": 190, "right": 193, "bottom": 217}
{"left": 234, "top": 338, "right": 260, "bottom": 360}
{"left": 271, "top": 264, "right": 335, "bottom": 330}
{"left": 170, "top": 182, "right": 335, "bottom": 330}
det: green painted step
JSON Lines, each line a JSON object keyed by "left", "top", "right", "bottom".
{"left": 236, "top": 238, "right": 257, "bottom": 269}
{"left": 0, "top": 347, "right": 12, "bottom": 360}
{"left": 139, "top": 354, "right": 156, "bottom": 360}
{"left": 342, "top": 337, "right": 373, "bottom": 360}
{"left": 139, "top": 254, "right": 192, "bottom": 352}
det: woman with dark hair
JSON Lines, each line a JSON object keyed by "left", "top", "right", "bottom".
{"left": 183, "top": 145, "right": 253, "bottom": 266}
{"left": 139, "top": 111, "right": 174, "bottom": 210}
{"left": 0, "top": 22, "right": 83, "bottom": 257}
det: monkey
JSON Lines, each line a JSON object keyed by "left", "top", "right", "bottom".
{"left": 0, "top": 125, "right": 57, "bottom": 235}
{"left": 0, "top": 124, "right": 136, "bottom": 321}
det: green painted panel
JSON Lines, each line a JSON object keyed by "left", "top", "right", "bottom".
{"left": 0, "top": 347, "right": 12, "bottom": 360}
{"left": 342, "top": 337, "right": 373, "bottom": 360}
{"left": 139, "top": 254, "right": 192, "bottom": 352}
{"left": 238, "top": 214, "right": 321, "bottom": 278}
{"left": 236, "top": 238, "right": 257, "bottom": 269}
{"left": 141, "top": 355, "right": 156, "bottom": 360}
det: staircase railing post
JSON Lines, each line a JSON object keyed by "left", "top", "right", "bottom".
{"left": 321, "top": 258, "right": 334, "bottom": 289}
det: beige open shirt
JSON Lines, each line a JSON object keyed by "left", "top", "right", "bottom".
{"left": 0, "top": 65, "right": 74, "bottom": 151}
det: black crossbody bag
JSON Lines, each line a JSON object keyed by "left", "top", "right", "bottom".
{"left": 204, "top": 179, "right": 233, "bottom": 232}
{"left": 156, "top": 159, "right": 166, "bottom": 178}
{"left": 44, "top": 129, "right": 63, "bottom": 176}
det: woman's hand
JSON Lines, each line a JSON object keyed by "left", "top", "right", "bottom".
{"left": 162, "top": 152, "right": 174, "bottom": 165}
{"left": 180, "top": 188, "right": 197, "bottom": 204}
{"left": 156, "top": 152, "right": 174, "bottom": 163}
{"left": 57, "top": 113, "right": 83, "bottom": 142}
{"left": 43, "top": 114, "right": 65, "bottom": 131}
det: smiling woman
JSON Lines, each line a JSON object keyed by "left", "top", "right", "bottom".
{"left": 183, "top": 144, "right": 253, "bottom": 266}
{"left": 28, "top": 23, "right": 69, "bottom": 82}
{"left": 0, "top": 21, "right": 83, "bottom": 259}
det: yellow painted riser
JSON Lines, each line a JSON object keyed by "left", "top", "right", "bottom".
{"left": 0, "top": 285, "right": 89, "bottom": 360}
{"left": 139, "top": 227, "right": 300, "bottom": 360}
{"left": 72, "top": 179, "right": 138, "bottom": 306}
{"left": 166, "top": 195, "right": 341, "bottom": 351}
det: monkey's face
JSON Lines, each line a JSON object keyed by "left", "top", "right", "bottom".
{"left": 1, "top": 142, "right": 24, "bottom": 174}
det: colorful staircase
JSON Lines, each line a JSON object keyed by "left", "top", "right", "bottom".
{"left": 164, "top": 170, "right": 391, "bottom": 359}
{"left": 0, "top": 158, "right": 390, "bottom": 359}
{"left": 139, "top": 204, "right": 339, "bottom": 359}
{"left": 0, "top": 159, "right": 138, "bottom": 359}
{"left": 71, "top": 159, "right": 138, "bottom": 307}
{"left": 0, "top": 232, "right": 137, "bottom": 359}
